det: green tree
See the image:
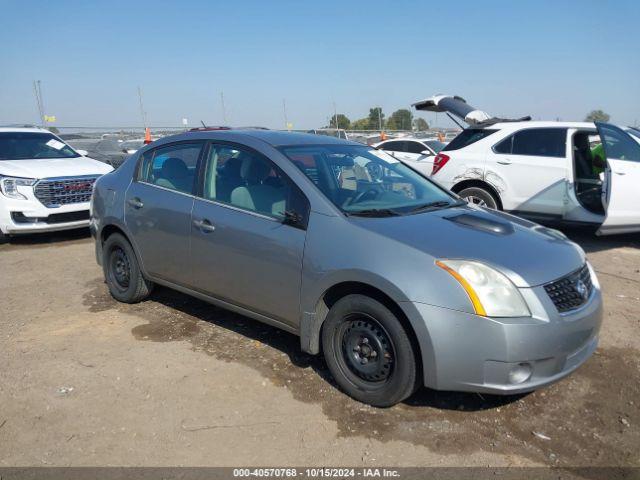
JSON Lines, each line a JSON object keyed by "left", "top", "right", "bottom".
{"left": 368, "top": 107, "right": 385, "bottom": 130}
{"left": 585, "top": 110, "right": 610, "bottom": 122}
{"left": 47, "top": 126, "right": 60, "bottom": 134}
{"left": 328, "top": 113, "right": 351, "bottom": 129}
{"left": 413, "top": 117, "right": 429, "bottom": 131}
{"left": 386, "top": 109, "right": 413, "bottom": 130}
{"left": 351, "top": 118, "right": 370, "bottom": 130}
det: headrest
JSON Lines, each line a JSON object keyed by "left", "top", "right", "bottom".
{"left": 161, "top": 157, "right": 188, "bottom": 178}
{"left": 574, "top": 135, "right": 591, "bottom": 151}
{"left": 240, "top": 156, "right": 271, "bottom": 183}
{"left": 222, "top": 155, "right": 244, "bottom": 178}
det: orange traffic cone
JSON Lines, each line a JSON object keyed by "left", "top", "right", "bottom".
{"left": 380, "top": 131, "right": 387, "bottom": 141}
{"left": 144, "top": 127, "right": 152, "bottom": 144}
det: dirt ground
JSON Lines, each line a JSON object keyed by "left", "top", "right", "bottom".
{"left": 0, "top": 227, "right": 638, "bottom": 468}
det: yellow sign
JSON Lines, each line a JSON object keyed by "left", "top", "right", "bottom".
{"left": 44, "top": 115, "right": 56, "bottom": 123}
{"left": 286, "top": 122, "right": 293, "bottom": 131}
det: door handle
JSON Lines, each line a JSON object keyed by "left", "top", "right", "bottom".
{"left": 613, "top": 171, "right": 626, "bottom": 175}
{"left": 193, "top": 219, "right": 216, "bottom": 233}
{"left": 497, "top": 160, "right": 512, "bottom": 165}
{"left": 127, "top": 197, "right": 144, "bottom": 209}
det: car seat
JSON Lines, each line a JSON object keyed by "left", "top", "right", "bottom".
{"left": 231, "top": 157, "right": 286, "bottom": 216}
{"left": 156, "top": 157, "right": 192, "bottom": 193}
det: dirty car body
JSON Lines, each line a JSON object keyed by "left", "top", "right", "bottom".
{"left": 91, "top": 129, "right": 602, "bottom": 406}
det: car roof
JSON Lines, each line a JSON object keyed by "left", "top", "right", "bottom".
{"left": 0, "top": 126, "right": 53, "bottom": 134}
{"left": 166, "top": 129, "right": 364, "bottom": 147}
{"left": 475, "top": 120, "right": 597, "bottom": 130}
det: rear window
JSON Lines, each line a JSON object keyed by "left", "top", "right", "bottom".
{"left": 443, "top": 129, "right": 496, "bottom": 151}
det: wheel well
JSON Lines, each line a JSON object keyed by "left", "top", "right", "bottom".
{"left": 319, "top": 282, "right": 423, "bottom": 378}
{"left": 452, "top": 179, "right": 503, "bottom": 209}
{"left": 101, "top": 224, "right": 127, "bottom": 244}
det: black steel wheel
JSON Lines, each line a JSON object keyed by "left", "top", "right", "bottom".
{"left": 322, "top": 294, "right": 418, "bottom": 407}
{"left": 340, "top": 314, "right": 395, "bottom": 383}
{"left": 103, "top": 232, "right": 153, "bottom": 303}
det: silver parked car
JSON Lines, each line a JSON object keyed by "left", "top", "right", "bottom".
{"left": 91, "top": 130, "right": 602, "bottom": 407}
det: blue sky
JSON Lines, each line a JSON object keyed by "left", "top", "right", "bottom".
{"left": 1, "top": 0, "right": 638, "bottom": 129}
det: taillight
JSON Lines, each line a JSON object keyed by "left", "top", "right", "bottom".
{"left": 432, "top": 153, "right": 450, "bottom": 175}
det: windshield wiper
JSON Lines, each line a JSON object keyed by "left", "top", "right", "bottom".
{"left": 408, "top": 200, "right": 464, "bottom": 214}
{"left": 346, "top": 208, "right": 403, "bottom": 217}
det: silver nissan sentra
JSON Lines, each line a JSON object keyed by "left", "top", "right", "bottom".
{"left": 90, "top": 130, "right": 602, "bottom": 407}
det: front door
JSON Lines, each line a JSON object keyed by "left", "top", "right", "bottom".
{"left": 190, "top": 142, "right": 309, "bottom": 327}
{"left": 125, "top": 141, "right": 204, "bottom": 284}
{"left": 490, "top": 127, "right": 568, "bottom": 215}
{"left": 595, "top": 122, "right": 640, "bottom": 235}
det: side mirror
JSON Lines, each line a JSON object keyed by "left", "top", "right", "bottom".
{"left": 420, "top": 150, "right": 434, "bottom": 156}
{"left": 281, "top": 210, "right": 306, "bottom": 230}
{"left": 76, "top": 149, "right": 89, "bottom": 156}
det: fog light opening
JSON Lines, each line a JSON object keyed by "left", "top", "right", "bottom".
{"left": 508, "top": 363, "right": 532, "bottom": 384}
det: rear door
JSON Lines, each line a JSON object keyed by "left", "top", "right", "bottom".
{"left": 125, "top": 141, "right": 204, "bottom": 285}
{"left": 595, "top": 122, "right": 640, "bottom": 235}
{"left": 190, "top": 142, "right": 309, "bottom": 327}
{"left": 490, "top": 127, "right": 568, "bottom": 215}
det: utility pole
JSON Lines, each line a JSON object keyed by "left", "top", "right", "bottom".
{"left": 220, "top": 92, "right": 227, "bottom": 124}
{"left": 378, "top": 107, "right": 383, "bottom": 131}
{"left": 137, "top": 86, "right": 148, "bottom": 129}
{"left": 282, "top": 99, "right": 289, "bottom": 130}
{"left": 33, "top": 80, "right": 45, "bottom": 126}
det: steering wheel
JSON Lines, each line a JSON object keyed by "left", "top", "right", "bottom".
{"left": 351, "top": 188, "right": 380, "bottom": 205}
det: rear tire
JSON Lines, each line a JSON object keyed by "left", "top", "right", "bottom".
{"left": 103, "top": 233, "right": 153, "bottom": 303}
{"left": 458, "top": 186, "right": 500, "bottom": 210}
{"left": 0, "top": 230, "right": 8, "bottom": 244}
{"left": 322, "top": 294, "right": 418, "bottom": 407}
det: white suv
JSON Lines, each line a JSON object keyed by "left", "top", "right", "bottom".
{"left": 413, "top": 95, "right": 640, "bottom": 235}
{"left": 0, "top": 127, "right": 113, "bottom": 242}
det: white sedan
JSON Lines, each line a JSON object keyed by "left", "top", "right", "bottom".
{"left": 373, "top": 138, "right": 447, "bottom": 176}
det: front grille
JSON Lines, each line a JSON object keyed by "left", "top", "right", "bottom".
{"left": 34, "top": 176, "right": 98, "bottom": 208}
{"left": 544, "top": 264, "right": 593, "bottom": 313}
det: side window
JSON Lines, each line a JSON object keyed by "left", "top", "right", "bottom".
{"left": 493, "top": 135, "right": 513, "bottom": 154}
{"left": 137, "top": 142, "right": 202, "bottom": 194}
{"left": 381, "top": 141, "right": 404, "bottom": 152}
{"left": 202, "top": 144, "right": 309, "bottom": 222}
{"left": 598, "top": 123, "right": 640, "bottom": 162}
{"left": 510, "top": 128, "right": 567, "bottom": 157}
{"left": 407, "top": 141, "right": 427, "bottom": 154}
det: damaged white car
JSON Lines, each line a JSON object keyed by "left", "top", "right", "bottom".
{"left": 412, "top": 95, "right": 640, "bottom": 235}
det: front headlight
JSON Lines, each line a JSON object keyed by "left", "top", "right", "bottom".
{"left": 0, "top": 176, "right": 37, "bottom": 200}
{"left": 436, "top": 259, "right": 530, "bottom": 317}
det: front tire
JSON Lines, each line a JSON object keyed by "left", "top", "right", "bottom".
{"left": 103, "top": 233, "right": 153, "bottom": 303}
{"left": 0, "top": 230, "right": 9, "bottom": 244}
{"left": 458, "top": 186, "right": 500, "bottom": 210}
{"left": 322, "top": 295, "right": 418, "bottom": 407}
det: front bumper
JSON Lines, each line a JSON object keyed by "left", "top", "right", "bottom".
{"left": 0, "top": 198, "right": 90, "bottom": 235}
{"left": 405, "top": 284, "right": 603, "bottom": 394}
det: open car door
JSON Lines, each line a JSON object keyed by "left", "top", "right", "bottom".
{"left": 596, "top": 122, "right": 640, "bottom": 235}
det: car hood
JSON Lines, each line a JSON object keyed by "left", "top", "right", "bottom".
{"left": 350, "top": 206, "right": 585, "bottom": 287}
{"left": 0, "top": 157, "right": 113, "bottom": 179}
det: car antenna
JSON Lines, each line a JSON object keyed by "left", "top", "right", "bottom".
{"left": 446, "top": 113, "right": 465, "bottom": 129}
{"left": 200, "top": 120, "right": 207, "bottom": 128}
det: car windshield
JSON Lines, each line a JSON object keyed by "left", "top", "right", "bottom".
{"left": 424, "top": 140, "right": 447, "bottom": 153}
{"left": 0, "top": 132, "right": 80, "bottom": 160}
{"left": 280, "top": 144, "right": 460, "bottom": 216}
